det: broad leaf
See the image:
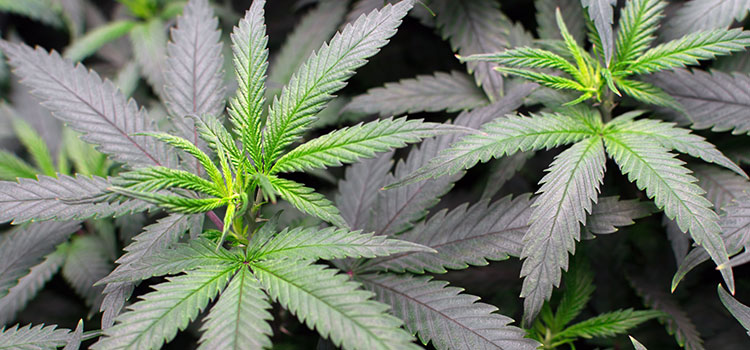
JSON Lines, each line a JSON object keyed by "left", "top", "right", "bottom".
{"left": 262, "top": 0, "right": 413, "bottom": 164}
{"left": 198, "top": 267, "right": 273, "bottom": 350}
{"left": 606, "top": 116, "right": 746, "bottom": 177}
{"left": 344, "top": 71, "right": 489, "bottom": 117}
{"left": 0, "top": 221, "right": 80, "bottom": 299}
{"left": 164, "top": 0, "right": 225, "bottom": 146}
{"left": 648, "top": 69, "right": 750, "bottom": 134}
{"left": 433, "top": 0, "right": 511, "bottom": 101}
{"left": 360, "top": 195, "right": 531, "bottom": 274}
{"left": 614, "top": 0, "right": 665, "bottom": 68}
{"left": 664, "top": 0, "right": 750, "bottom": 39}
{"left": 581, "top": 0, "right": 616, "bottom": 65}
{"left": 624, "top": 29, "right": 750, "bottom": 74}
{"left": 252, "top": 259, "right": 419, "bottom": 350}
{"left": 93, "top": 266, "right": 236, "bottom": 350}
{"left": 520, "top": 136, "right": 607, "bottom": 325}
{"left": 360, "top": 274, "right": 539, "bottom": 350}
{"left": 0, "top": 41, "right": 173, "bottom": 168}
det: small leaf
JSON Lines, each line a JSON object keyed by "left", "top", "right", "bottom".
{"left": 266, "top": 175, "right": 346, "bottom": 227}
{"left": 554, "top": 309, "right": 663, "bottom": 340}
{"left": 64, "top": 20, "right": 137, "bottom": 62}
{"left": 717, "top": 284, "right": 750, "bottom": 336}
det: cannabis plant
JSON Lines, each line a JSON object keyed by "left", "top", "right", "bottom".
{"left": 0, "top": 0, "right": 516, "bottom": 348}
{"left": 342, "top": 0, "right": 750, "bottom": 348}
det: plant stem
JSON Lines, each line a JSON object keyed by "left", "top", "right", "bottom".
{"left": 600, "top": 90, "right": 615, "bottom": 123}
{"left": 206, "top": 211, "right": 223, "bottom": 232}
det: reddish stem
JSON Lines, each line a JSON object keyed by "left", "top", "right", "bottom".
{"left": 206, "top": 211, "right": 224, "bottom": 232}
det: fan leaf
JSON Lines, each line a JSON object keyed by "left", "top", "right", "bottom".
{"left": 360, "top": 274, "right": 539, "bottom": 350}
{"left": 520, "top": 136, "right": 607, "bottom": 325}
{"left": 252, "top": 259, "right": 420, "bottom": 350}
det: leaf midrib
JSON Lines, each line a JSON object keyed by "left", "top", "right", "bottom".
{"left": 252, "top": 262, "right": 389, "bottom": 348}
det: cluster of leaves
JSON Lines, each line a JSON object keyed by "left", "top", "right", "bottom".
{"left": 2, "top": 0, "right": 750, "bottom": 349}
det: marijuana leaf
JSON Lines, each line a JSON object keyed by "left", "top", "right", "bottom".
{"left": 360, "top": 274, "right": 539, "bottom": 350}
{"left": 253, "top": 259, "right": 419, "bottom": 350}
{"left": 520, "top": 136, "right": 607, "bottom": 325}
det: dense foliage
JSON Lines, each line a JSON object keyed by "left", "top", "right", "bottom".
{"left": 1, "top": 0, "right": 750, "bottom": 349}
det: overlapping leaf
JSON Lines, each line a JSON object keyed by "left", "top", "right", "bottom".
{"left": 344, "top": 71, "right": 489, "bottom": 117}
{"left": 0, "top": 41, "right": 172, "bottom": 168}
{"left": 253, "top": 259, "right": 420, "bottom": 350}
{"left": 262, "top": 0, "right": 413, "bottom": 164}
{"left": 389, "top": 112, "right": 596, "bottom": 188}
{"left": 581, "top": 0, "right": 616, "bottom": 65}
{"left": 432, "top": 0, "right": 511, "bottom": 101}
{"left": 0, "top": 221, "right": 80, "bottom": 299}
{"left": 606, "top": 116, "right": 746, "bottom": 177}
{"left": 93, "top": 266, "right": 236, "bottom": 350}
{"left": 0, "top": 250, "right": 64, "bottom": 325}
{"left": 360, "top": 274, "right": 539, "bottom": 350}
{"left": 164, "top": 0, "right": 225, "bottom": 144}
{"left": 520, "top": 136, "right": 607, "bottom": 325}
{"left": 664, "top": 0, "right": 750, "bottom": 39}
{"left": 648, "top": 69, "right": 750, "bottom": 134}
{"left": 604, "top": 133, "right": 732, "bottom": 291}
{"left": 360, "top": 195, "right": 531, "bottom": 274}
{"left": 198, "top": 267, "right": 273, "bottom": 350}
